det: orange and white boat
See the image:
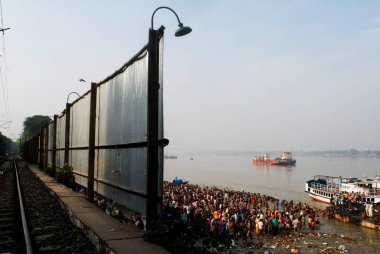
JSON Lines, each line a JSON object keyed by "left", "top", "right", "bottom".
{"left": 253, "top": 152, "right": 296, "bottom": 166}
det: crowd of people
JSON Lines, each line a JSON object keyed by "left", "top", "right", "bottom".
{"left": 330, "top": 191, "right": 374, "bottom": 206}
{"left": 162, "top": 180, "right": 323, "bottom": 245}
{"left": 329, "top": 191, "right": 378, "bottom": 219}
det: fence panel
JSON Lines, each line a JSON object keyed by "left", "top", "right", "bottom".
{"left": 56, "top": 114, "right": 66, "bottom": 168}
{"left": 47, "top": 121, "right": 54, "bottom": 166}
{"left": 94, "top": 48, "right": 150, "bottom": 216}
{"left": 69, "top": 94, "right": 91, "bottom": 177}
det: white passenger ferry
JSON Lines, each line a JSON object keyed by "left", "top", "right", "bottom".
{"left": 305, "top": 175, "right": 380, "bottom": 204}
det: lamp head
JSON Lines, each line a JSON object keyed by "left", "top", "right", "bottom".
{"left": 175, "top": 23, "right": 192, "bottom": 37}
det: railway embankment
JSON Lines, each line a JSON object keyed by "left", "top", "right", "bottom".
{"left": 28, "top": 163, "right": 169, "bottom": 254}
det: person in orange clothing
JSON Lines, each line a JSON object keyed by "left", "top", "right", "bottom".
{"left": 213, "top": 210, "right": 220, "bottom": 219}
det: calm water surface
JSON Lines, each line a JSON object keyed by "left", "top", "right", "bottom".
{"left": 164, "top": 154, "right": 380, "bottom": 245}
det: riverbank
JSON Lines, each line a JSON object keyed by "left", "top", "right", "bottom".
{"left": 207, "top": 231, "right": 376, "bottom": 253}
{"left": 145, "top": 180, "right": 380, "bottom": 253}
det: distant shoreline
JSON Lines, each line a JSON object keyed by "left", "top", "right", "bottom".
{"left": 165, "top": 150, "right": 380, "bottom": 158}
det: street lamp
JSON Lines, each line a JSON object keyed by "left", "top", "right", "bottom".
{"left": 66, "top": 92, "right": 81, "bottom": 104}
{"left": 65, "top": 91, "right": 81, "bottom": 165}
{"left": 145, "top": 6, "right": 191, "bottom": 225}
{"left": 151, "top": 6, "right": 192, "bottom": 37}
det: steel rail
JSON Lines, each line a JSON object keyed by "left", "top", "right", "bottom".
{"left": 14, "top": 158, "right": 33, "bottom": 254}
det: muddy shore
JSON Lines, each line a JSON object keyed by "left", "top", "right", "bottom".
{"left": 217, "top": 231, "right": 379, "bottom": 253}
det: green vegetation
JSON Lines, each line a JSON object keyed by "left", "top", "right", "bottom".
{"left": 56, "top": 164, "right": 75, "bottom": 188}
{"left": 18, "top": 115, "right": 51, "bottom": 144}
{"left": 0, "top": 132, "right": 16, "bottom": 155}
{"left": 43, "top": 166, "right": 53, "bottom": 176}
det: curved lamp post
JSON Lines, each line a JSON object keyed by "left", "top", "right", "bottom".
{"left": 151, "top": 6, "right": 192, "bottom": 36}
{"left": 65, "top": 91, "right": 81, "bottom": 165}
{"left": 66, "top": 91, "right": 81, "bottom": 104}
{"left": 64, "top": 91, "right": 80, "bottom": 167}
{"left": 146, "top": 7, "right": 191, "bottom": 225}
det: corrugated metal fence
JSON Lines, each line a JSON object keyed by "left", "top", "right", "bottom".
{"left": 22, "top": 28, "right": 166, "bottom": 224}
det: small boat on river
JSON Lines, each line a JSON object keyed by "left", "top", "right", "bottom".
{"left": 305, "top": 175, "right": 380, "bottom": 204}
{"left": 164, "top": 155, "right": 178, "bottom": 159}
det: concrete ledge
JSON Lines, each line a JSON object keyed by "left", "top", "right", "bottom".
{"left": 29, "top": 166, "right": 169, "bottom": 254}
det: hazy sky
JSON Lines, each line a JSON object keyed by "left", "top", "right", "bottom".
{"left": 0, "top": 0, "right": 379, "bottom": 152}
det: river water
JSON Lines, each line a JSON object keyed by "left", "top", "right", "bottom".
{"left": 164, "top": 154, "right": 380, "bottom": 245}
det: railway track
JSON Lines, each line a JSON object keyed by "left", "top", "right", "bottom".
{"left": 0, "top": 158, "right": 97, "bottom": 253}
{"left": 0, "top": 157, "right": 25, "bottom": 253}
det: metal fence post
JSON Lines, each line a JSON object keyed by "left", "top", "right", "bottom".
{"left": 87, "top": 82, "right": 97, "bottom": 202}
{"left": 146, "top": 28, "right": 161, "bottom": 225}
{"left": 44, "top": 124, "right": 49, "bottom": 169}
{"left": 52, "top": 114, "right": 58, "bottom": 176}
{"left": 64, "top": 103, "right": 71, "bottom": 166}
{"left": 35, "top": 135, "right": 39, "bottom": 164}
{"left": 39, "top": 126, "right": 44, "bottom": 168}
